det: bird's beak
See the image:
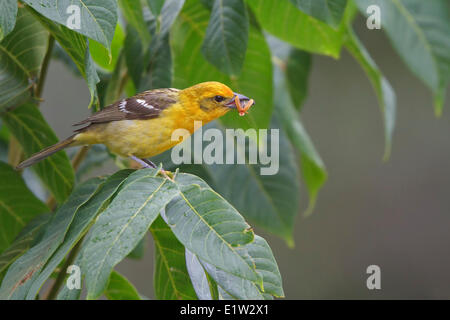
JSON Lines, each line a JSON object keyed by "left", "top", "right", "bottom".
{"left": 225, "top": 93, "right": 251, "bottom": 109}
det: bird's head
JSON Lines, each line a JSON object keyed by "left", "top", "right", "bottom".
{"left": 180, "top": 81, "right": 253, "bottom": 121}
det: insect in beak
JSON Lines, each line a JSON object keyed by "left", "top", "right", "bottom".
{"left": 225, "top": 93, "right": 255, "bottom": 116}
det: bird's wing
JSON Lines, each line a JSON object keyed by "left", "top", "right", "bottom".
{"left": 74, "top": 88, "right": 180, "bottom": 126}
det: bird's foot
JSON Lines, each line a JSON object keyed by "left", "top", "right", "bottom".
{"left": 130, "top": 156, "right": 174, "bottom": 181}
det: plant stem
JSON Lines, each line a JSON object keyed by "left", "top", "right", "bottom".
{"left": 36, "top": 35, "right": 55, "bottom": 98}
{"left": 45, "top": 236, "right": 84, "bottom": 300}
{"left": 72, "top": 146, "right": 91, "bottom": 171}
{"left": 45, "top": 146, "right": 91, "bottom": 210}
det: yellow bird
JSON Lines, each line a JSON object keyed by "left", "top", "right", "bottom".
{"left": 17, "top": 81, "right": 254, "bottom": 169}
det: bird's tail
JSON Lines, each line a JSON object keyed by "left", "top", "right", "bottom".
{"left": 17, "top": 135, "right": 77, "bottom": 169}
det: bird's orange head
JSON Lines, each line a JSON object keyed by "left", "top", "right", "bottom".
{"left": 179, "top": 81, "right": 252, "bottom": 122}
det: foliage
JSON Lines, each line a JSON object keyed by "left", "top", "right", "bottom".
{"left": 0, "top": 0, "right": 448, "bottom": 300}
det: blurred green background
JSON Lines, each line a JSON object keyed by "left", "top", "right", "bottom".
{"left": 39, "top": 16, "right": 450, "bottom": 299}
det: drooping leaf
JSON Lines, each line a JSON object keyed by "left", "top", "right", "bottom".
{"left": 141, "top": 34, "right": 173, "bottom": 90}
{"left": 158, "top": 0, "right": 186, "bottom": 36}
{"left": 82, "top": 168, "right": 179, "bottom": 300}
{"left": 140, "top": 0, "right": 184, "bottom": 91}
{"left": 104, "top": 51, "right": 127, "bottom": 106}
{"left": 2, "top": 103, "right": 75, "bottom": 204}
{"left": 172, "top": 0, "right": 273, "bottom": 130}
{"left": 105, "top": 270, "right": 141, "bottom": 300}
{"left": 246, "top": 0, "right": 349, "bottom": 58}
{"left": 355, "top": 0, "right": 450, "bottom": 115}
{"left": 52, "top": 43, "right": 81, "bottom": 77}
{"left": 31, "top": 11, "right": 100, "bottom": 107}
{"left": 0, "top": 178, "right": 103, "bottom": 300}
{"left": 25, "top": 170, "right": 133, "bottom": 299}
{"left": 285, "top": 50, "right": 312, "bottom": 109}
{"left": 165, "top": 173, "right": 261, "bottom": 286}
{"left": 0, "top": 0, "right": 17, "bottom": 40}
{"left": 289, "top": 0, "right": 348, "bottom": 27}
{"left": 147, "top": 0, "right": 166, "bottom": 16}
{"left": 119, "top": 0, "right": 151, "bottom": 45}
{"left": 0, "top": 214, "right": 50, "bottom": 274}
{"left": 345, "top": 26, "right": 396, "bottom": 160}
{"left": 150, "top": 215, "right": 197, "bottom": 299}
{"left": 273, "top": 67, "right": 327, "bottom": 217}
{"left": 124, "top": 25, "right": 146, "bottom": 89}
{"left": 23, "top": 0, "right": 118, "bottom": 51}
{"left": 89, "top": 24, "right": 125, "bottom": 72}
{"left": 201, "top": 0, "right": 249, "bottom": 76}
{"left": 0, "top": 162, "right": 48, "bottom": 254}
{"left": 0, "top": 8, "right": 48, "bottom": 111}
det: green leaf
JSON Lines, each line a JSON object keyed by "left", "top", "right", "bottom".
{"left": 141, "top": 34, "right": 173, "bottom": 90}
{"left": 203, "top": 121, "right": 300, "bottom": 244}
{"left": 0, "top": 214, "right": 50, "bottom": 274}
{"left": 0, "top": 178, "right": 103, "bottom": 299}
{"left": 127, "top": 234, "right": 146, "bottom": 259}
{"left": 147, "top": 0, "right": 166, "bottom": 16}
{"left": 246, "top": 0, "right": 347, "bottom": 58}
{"left": 0, "top": 0, "right": 17, "bottom": 40}
{"left": 118, "top": 0, "right": 151, "bottom": 45}
{"left": 105, "top": 270, "right": 141, "bottom": 300}
{"left": 165, "top": 173, "right": 261, "bottom": 286}
{"left": 82, "top": 168, "right": 179, "bottom": 300}
{"left": 103, "top": 51, "right": 127, "bottom": 105}
{"left": 355, "top": 0, "right": 450, "bottom": 115}
{"left": 245, "top": 235, "right": 283, "bottom": 297}
{"left": 201, "top": 0, "right": 249, "bottom": 76}
{"left": 152, "top": 120, "right": 301, "bottom": 243}
{"left": 139, "top": 0, "right": 185, "bottom": 90}
{"left": 150, "top": 215, "right": 197, "bottom": 299}
{"left": 124, "top": 25, "right": 146, "bottom": 89}
{"left": 345, "top": 27, "right": 396, "bottom": 160}
{"left": 56, "top": 241, "right": 86, "bottom": 300}
{"left": 185, "top": 248, "right": 213, "bottom": 299}
{"left": 195, "top": 235, "right": 283, "bottom": 299}
{"left": 0, "top": 8, "right": 48, "bottom": 111}
{"left": 89, "top": 24, "right": 125, "bottom": 72}
{"left": 2, "top": 103, "right": 75, "bottom": 203}
{"left": 159, "top": 0, "right": 186, "bottom": 36}
{"left": 285, "top": 49, "right": 312, "bottom": 109}
{"left": 267, "top": 33, "right": 312, "bottom": 108}
{"left": 273, "top": 66, "right": 327, "bottom": 217}
{"left": 23, "top": 0, "right": 118, "bottom": 51}
{"left": 31, "top": 10, "right": 100, "bottom": 107}
{"left": 289, "top": 0, "right": 347, "bottom": 27}
{"left": 0, "top": 162, "right": 48, "bottom": 253}
{"left": 200, "top": 259, "right": 264, "bottom": 300}
{"left": 25, "top": 170, "right": 133, "bottom": 299}
{"left": 172, "top": 0, "right": 273, "bottom": 130}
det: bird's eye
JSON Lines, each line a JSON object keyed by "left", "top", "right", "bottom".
{"left": 214, "top": 95, "right": 225, "bottom": 102}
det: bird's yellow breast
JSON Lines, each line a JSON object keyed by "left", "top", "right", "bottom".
{"left": 73, "top": 101, "right": 229, "bottom": 159}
